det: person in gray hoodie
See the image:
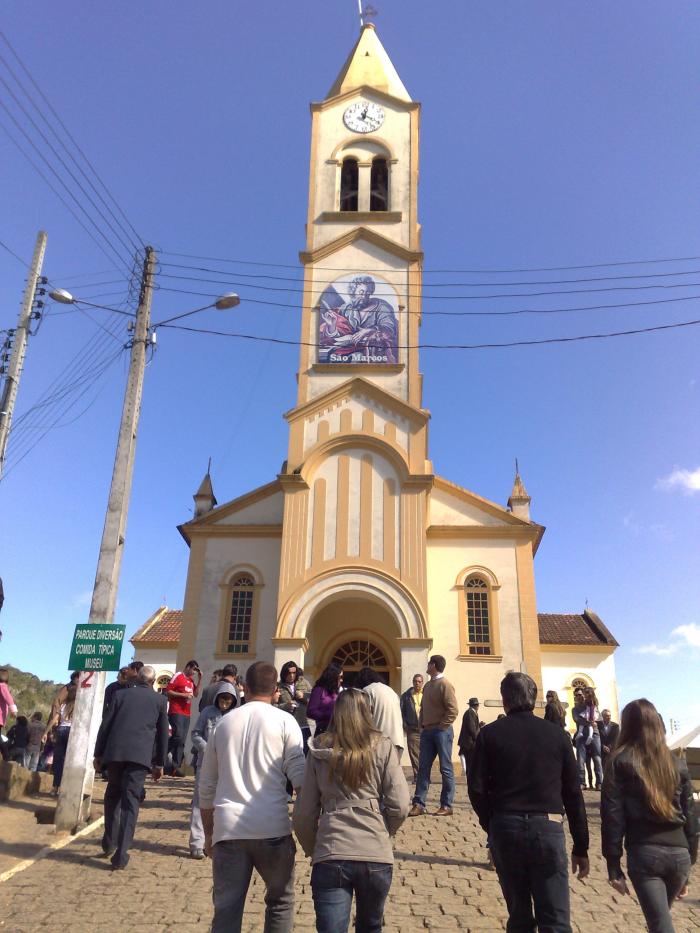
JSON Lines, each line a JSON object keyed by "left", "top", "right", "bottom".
{"left": 293, "top": 688, "right": 410, "bottom": 933}
{"left": 189, "top": 681, "right": 238, "bottom": 858}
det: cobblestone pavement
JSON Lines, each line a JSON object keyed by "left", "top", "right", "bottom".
{"left": 0, "top": 775, "right": 698, "bottom": 932}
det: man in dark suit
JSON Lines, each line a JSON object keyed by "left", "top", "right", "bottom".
{"left": 458, "top": 697, "right": 482, "bottom": 778}
{"left": 599, "top": 709, "right": 620, "bottom": 768}
{"left": 94, "top": 664, "right": 168, "bottom": 870}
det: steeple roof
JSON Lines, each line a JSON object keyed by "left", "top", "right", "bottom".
{"left": 326, "top": 24, "right": 412, "bottom": 103}
{"left": 509, "top": 472, "right": 530, "bottom": 503}
{"left": 195, "top": 472, "right": 216, "bottom": 502}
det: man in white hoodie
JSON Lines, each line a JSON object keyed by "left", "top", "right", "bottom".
{"left": 199, "top": 661, "right": 306, "bottom": 933}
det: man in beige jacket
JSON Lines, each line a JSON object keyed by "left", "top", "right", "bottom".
{"left": 408, "top": 654, "right": 458, "bottom": 817}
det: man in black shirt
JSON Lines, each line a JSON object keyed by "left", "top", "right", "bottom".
{"left": 468, "top": 672, "right": 589, "bottom": 932}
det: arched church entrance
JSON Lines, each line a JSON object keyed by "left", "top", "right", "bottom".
{"left": 304, "top": 596, "right": 400, "bottom": 691}
{"left": 330, "top": 639, "right": 391, "bottom": 687}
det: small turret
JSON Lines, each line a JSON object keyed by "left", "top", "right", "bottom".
{"left": 193, "top": 469, "right": 217, "bottom": 518}
{"left": 508, "top": 465, "right": 531, "bottom": 521}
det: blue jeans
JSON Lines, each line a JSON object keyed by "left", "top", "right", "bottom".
{"left": 52, "top": 725, "right": 71, "bottom": 789}
{"left": 575, "top": 732, "right": 602, "bottom": 787}
{"left": 311, "top": 859, "right": 393, "bottom": 933}
{"left": 413, "top": 726, "right": 455, "bottom": 809}
{"left": 489, "top": 812, "right": 571, "bottom": 932}
{"left": 627, "top": 844, "right": 691, "bottom": 933}
{"left": 212, "top": 835, "right": 296, "bottom": 933}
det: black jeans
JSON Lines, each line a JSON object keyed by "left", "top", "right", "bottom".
{"left": 102, "top": 761, "right": 149, "bottom": 868}
{"left": 490, "top": 812, "right": 571, "bottom": 933}
{"left": 168, "top": 712, "right": 189, "bottom": 769}
{"left": 311, "top": 859, "right": 393, "bottom": 933}
{"left": 627, "top": 844, "right": 691, "bottom": 933}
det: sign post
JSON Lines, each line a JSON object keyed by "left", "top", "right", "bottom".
{"left": 68, "top": 624, "right": 126, "bottom": 672}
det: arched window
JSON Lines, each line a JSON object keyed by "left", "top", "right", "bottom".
{"left": 456, "top": 568, "right": 501, "bottom": 659}
{"left": 339, "top": 158, "right": 359, "bottom": 211}
{"left": 226, "top": 575, "right": 255, "bottom": 654}
{"left": 465, "top": 577, "right": 491, "bottom": 655}
{"left": 331, "top": 639, "right": 390, "bottom": 687}
{"left": 370, "top": 157, "right": 389, "bottom": 211}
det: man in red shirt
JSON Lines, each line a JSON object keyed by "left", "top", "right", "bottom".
{"left": 166, "top": 660, "right": 201, "bottom": 776}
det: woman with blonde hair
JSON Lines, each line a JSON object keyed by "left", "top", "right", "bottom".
{"left": 601, "top": 698, "right": 698, "bottom": 933}
{"left": 294, "top": 688, "right": 410, "bottom": 933}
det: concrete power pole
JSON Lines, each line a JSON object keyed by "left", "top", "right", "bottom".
{"left": 55, "top": 246, "right": 156, "bottom": 833}
{"left": 0, "top": 231, "right": 48, "bottom": 475}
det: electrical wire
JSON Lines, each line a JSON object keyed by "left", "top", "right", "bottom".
{"left": 157, "top": 315, "right": 700, "bottom": 350}
{"left": 0, "top": 66, "right": 138, "bottom": 262}
{"left": 153, "top": 286, "right": 700, "bottom": 319}
{"left": 0, "top": 29, "right": 144, "bottom": 253}
{"left": 0, "top": 114, "right": 131, "bottom": 276}
{"left": 0, "top": 237, "right": 30, "bottom": 267}
{"left": 1, "top": 344, "right": 125, "bottom": 479}
{"left": 0, "top": 93, "right": 135, "bottom": 274}
{"left": 155, "top": 270, "right": 700, "bottom": 303}
{"left": 159, "top": 249, "right": 700, "bottom": 275}
{"left": 158, "top": 260, "right": 700, "bottom": 289}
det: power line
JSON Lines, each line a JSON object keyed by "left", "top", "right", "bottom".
{"left": 159, "top": 248, "right": 700, "bottom": 275}
{"left": 0, "top": 88, "right": 135, "bottom": 274}
{"left": 0, "top": 237, "right": 30, "bottom": 267}
{"left": 0, "top": 29, "right": 144, "bottom": 252}
{"left": 153, "top": 285, "right": 700, "bottom": 319}
{"left": 158, "top": 260, "right": 700, "bottom": 289}
{"left": 155, "top": 270, "right": 700, "bottom": 303}
{"left": 1, "top": 344, "right": 124, "bottom": 478}
{"left": 158, "top": 315, "right": 700, "bottom": 350}
{"left": 0, "top": 113, "right": 131, "bottom": 276}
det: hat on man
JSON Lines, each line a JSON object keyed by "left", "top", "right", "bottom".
{"left": 468, "top": 697, "right": 479, "bottom": 707}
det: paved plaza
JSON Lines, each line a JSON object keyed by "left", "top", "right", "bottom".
{"left": 0, "top": 775, "right": 698, "bottom": 932}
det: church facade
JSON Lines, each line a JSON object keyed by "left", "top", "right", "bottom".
{"left": 171, "top": 26, "right": 619, "bottom": 721}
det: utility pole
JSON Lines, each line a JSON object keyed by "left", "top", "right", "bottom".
{"left": 55, "top": 246, "right": 156, "bottom": 833}
{"left": 0, "top": 231, "right": 48, "bottom": 475}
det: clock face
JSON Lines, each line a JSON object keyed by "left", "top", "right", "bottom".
{"left": 343, "top": 100, "right": 385, "bottom": 134}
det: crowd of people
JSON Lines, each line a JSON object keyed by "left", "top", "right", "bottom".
{"left": 0, "top": 666, "right": 80, "bottom": 793}
{"left": 2, "top": 657, "right": 697, "bottom": 932}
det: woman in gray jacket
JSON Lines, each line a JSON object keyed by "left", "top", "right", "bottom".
{"left": 293, "top": 688, "right": 410, "bottom": 933}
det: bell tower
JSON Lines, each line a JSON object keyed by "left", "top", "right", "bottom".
{"left": 275, "top": 26, "right": 432, "bottom": 670}
{"left": 293, "top": 23, "right": 424, "bottom": 416}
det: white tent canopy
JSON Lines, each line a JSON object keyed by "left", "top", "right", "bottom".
{"left": 668, "top": 724, "right": 700, "bottom": 751}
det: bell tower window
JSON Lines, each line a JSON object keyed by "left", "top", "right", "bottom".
{"left": 339, "top": 158, "right": 359, "bottom": 211}
{"left": 370, "top": 157, "right": 389, "bottom": 211}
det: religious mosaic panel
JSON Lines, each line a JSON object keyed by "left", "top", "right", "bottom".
{"left": 317, "top": 273, "right": 399, "bottom": 365}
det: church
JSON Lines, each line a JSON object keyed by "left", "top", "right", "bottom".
{"left": 138, "top": 26, "right": 619, "bottom": 722}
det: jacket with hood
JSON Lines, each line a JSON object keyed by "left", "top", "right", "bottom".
{"left": 191, "top": 682, "right": 238, "bottom": 758}
{"left": 293, "top": 734, "right": 410, "bottom": 865}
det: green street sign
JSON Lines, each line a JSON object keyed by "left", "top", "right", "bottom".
{"left": 68, "top": 624, "right": 126, "bottom": 672}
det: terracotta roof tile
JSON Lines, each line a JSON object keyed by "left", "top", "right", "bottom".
{"left": 131, "top": 608, "right": 183, "bottom": 645}
{"left": 538, "top": 610, "right": 618, "bottom": 647}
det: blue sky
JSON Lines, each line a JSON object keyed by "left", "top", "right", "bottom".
{"left": 1, "top": 2, "right": 698, "bottom": 731}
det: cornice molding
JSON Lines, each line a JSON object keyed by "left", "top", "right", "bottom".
{"left": 285, "top": 375, "right": 429, "bottom": 426}
{"left": 300, "top": 226, "right": 423, "bottom": 265}
{"left": 311, "top": 86, "right": 420, "bottom": 112}
{"left": 185, "top": 524, "right": 284, "bottom": 538}
{"left": 427, "top": 525, "right": 539, "bottom": 540}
